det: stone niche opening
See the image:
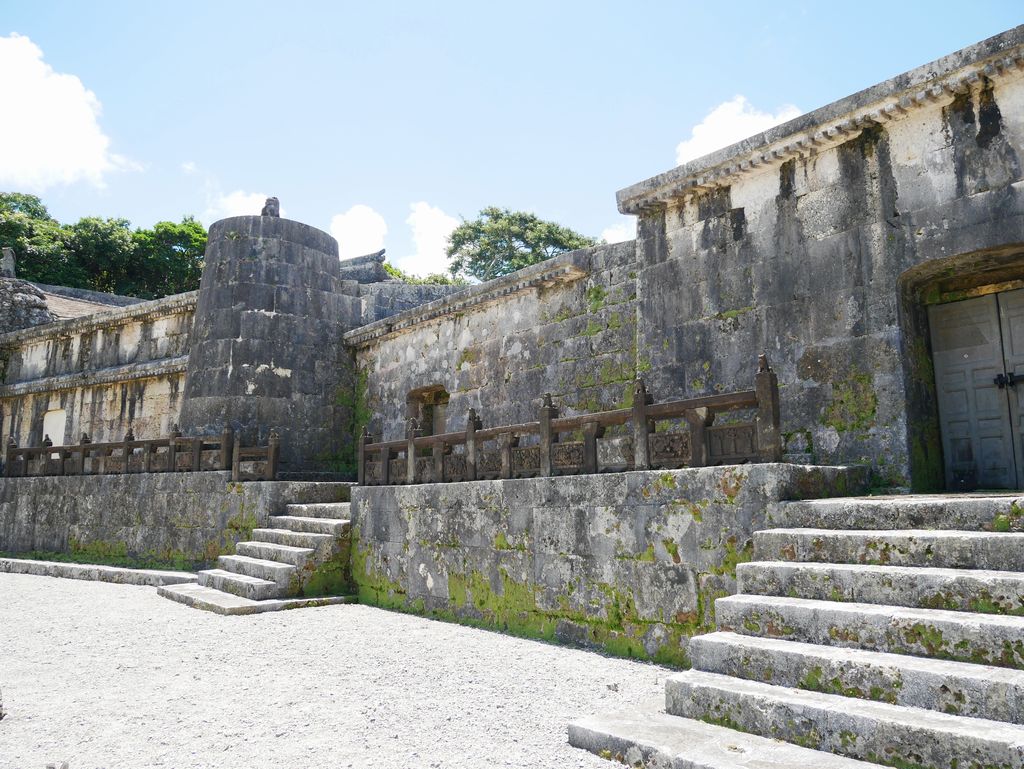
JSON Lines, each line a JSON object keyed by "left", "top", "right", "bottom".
{"left": 406, "top": 385, "right": 450, "bottom": 437}
{"left": 898, "top": 243, "right": 1024, "bottom": 492}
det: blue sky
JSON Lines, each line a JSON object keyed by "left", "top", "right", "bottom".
{"left": 1, "top": 2, "right": 1021, "bottom": 275}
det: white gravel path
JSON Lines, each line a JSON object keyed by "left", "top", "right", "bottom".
{"left": 0, "top": 573, "right": 668, "bottom": 769}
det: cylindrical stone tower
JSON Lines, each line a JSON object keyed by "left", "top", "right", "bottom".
{"left": 178, "top": 215, "right": 359, "bottom": 475}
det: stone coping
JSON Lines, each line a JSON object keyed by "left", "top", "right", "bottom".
{"left": 0, "top": 557, "right": 198, "bottom": 586}
{"left": 0, "top": 291, "right": 197, "bottom": 347}
{"left": 29, "top": 282, "right": 143, "bottom": 307}
{"left": 0, "top": 355, "right": 189, "bottom": 397}
{"left": 343, "top": 248, "right": 590, "bottom": 346}
{"left": 617, "top": 25, "right": 1024, "bottom": 214}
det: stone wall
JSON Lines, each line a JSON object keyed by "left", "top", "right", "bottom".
{"left": 0, "top": 292, "right": 196, "bottom": 448}
{"left": 346, "top": 242, "right": 638, "bottom": 442}
{"left": 0, "top": 473, "right": 349, "bottom": 570}
{"left": 350, "top": 464, "right": 864, "bottom": 664}
{"left": 0, "top": 277, "right": 55, "bottom": 333}
{"left": 622, "top": 29, "right": 1024, "bottom": 489}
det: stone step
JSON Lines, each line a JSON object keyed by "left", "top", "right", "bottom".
{"left": 235, "top": 540, "right": 315, "bottom": 567}
{"left": 217, "top": 554, "right": 296, "bottom": 590}
{"left": 568, "top": 709, "right": 879, "bottom": 768}
{"left": 689, "top": 631, "right": 1024, "bottom": 724}
{"left": 250, "top": 527, "right": 337, "bottom": 550}
{"left": 666, "top": 670, "right": 1024, "bottom": 768}
{"left": 267, "top": 515, "right": 350, "bottom": 536}
{"left": 754, "top": 527, "right": 1024, "bottom": 570}
{"left": 266, "top": 518, "right": 350, "bottom": 536}
{"left": 157, "top": 583, "right": 357, "bottom": 616}
{"left": 284, "top": 502, "right": 351, "bottom": 519}
{"left": 738, "top": 560, "right": 1024, "bottom": 615}
{"left": 715, "top": 593, "right": 1024, "bottom": 669}
{"left": 768, "top": 494, "right": 1024, "bottom": 531}
{"left": 277, "top": 482, "right": 353, "bottom": 504}
{"left": 197, "top": 568, "right": 280, "bottom": 601}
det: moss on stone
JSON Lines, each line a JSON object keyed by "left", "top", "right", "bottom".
{"left": 823, "top": 373, "right": 878, "bottom": 433}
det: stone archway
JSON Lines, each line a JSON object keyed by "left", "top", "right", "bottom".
{"left": 898, "top": 243, "right": 1024, "bottom": 491}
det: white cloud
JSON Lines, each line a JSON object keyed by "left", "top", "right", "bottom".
{"left": 392, "top": 202, "right": 460, "bottom": 276}
{"left": 330, "top": 204, "right": 388, "bottom": 260}
{"left": 181, "top": 160, "right": 198, "bottom": 175}
{"left": 203, "top": 190, "right": 277, "bottom": 223}
{"left": 0, "top": 33, "right": 134, "bottom": 190}
{"left": 676, "top": 95, "right": 802, "bottom": 165}
{"left": 601, "top": 217, "right": 636, "bottom": 244}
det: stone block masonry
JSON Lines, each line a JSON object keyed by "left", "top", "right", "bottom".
{"left": 0, "top": 472, "right": 350, "bottom": 570}
{"left": 350, "top": 463, "right": 864, "bottom": 664}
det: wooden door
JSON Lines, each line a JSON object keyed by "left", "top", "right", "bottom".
{"left": 929, "top": 294, "right": 1017, "bottom": 489}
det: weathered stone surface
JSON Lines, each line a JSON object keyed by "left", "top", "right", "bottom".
{"left": 0, "top": 276, "right": 55, "bottom": 333}
{"left": 0, "top": 291, "right": 196, "bottom": 448}
{"left": 348, "top": 242, "right": 639, "bottom": 443}
{"left": 754, "top": 527, "right": 1024, "bottom": 570}
{"left": 178, "top": 216, "right": 363, "bottom": 473}
{"left": 665, "top": 670, "right": 1024, "bottom": 767}
{"left": 689, "top": 631, "right": 1024, "bottom": 724}
{"left": 156, "top": 582, "right": 356, "bottom": 614}
{"left": 357, "top": 281, "right": 461, "bottom": 324}
{"left": 768, "top": 494, "right": 1024, "bottom": 530}
{"left": 338, "top": 249, "right": 388, "bottom": 283}
{"left": 738, "top": 560, "right": 1024, "bottom": 614}
{"left": 0, "top": 557, "right": 197, "bottom": 586}
{"left": 715, "top": 593, "right": 1024, "bottom": 669}
{"left": 568, "top": 710, "right": 878, "bottom": 769}
{"left": 0, "top": 473, "right": 349, "bottom": 569}
{"left": 350, "top": 463, "right": 863, "bottom": 663}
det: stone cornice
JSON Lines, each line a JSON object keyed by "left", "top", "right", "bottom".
{"left": 0, "top": 356, "right": 189, "bottom": 397}
{"left": 343, "top": 250, "right": 590, "bottom": 347}
{"left": 0, "top": 291, "right": 197, "bottom": 348}
{"left": 618, "top": 25, "right": 1024, "bottom": 215}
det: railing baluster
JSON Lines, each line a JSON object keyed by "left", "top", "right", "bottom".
{"left": 379, "top": 444, "right": 391, "bottom": 485}
{"left": 499, "top": 432, "right": 517, "bottom": 479}
{"left": 358, "top": 427, "right": 371, "bottom": 486}
{"left": 539, "top": 395, "right": 557, "bottom": 477}
{"left": 631, "top": 380, "right": 652, "bottom": 471}
{"left": 406, "top": 418, "right": 420, "bottom": 484}
{"left": 583, "top": 419, "right": 604, "bottom": 474}
{"left": 684, "top": 407, "right": 712, "bottom": 467}
{"left": 755, "top": 353, "right": 782, "bottom": 462}
{"left": 266, "top": 430, "right": 280, "bottom": 480}
{"left": 220, "top": 425, "right": 234, "bottom": 470}
{"left": 465, "top": 409, "right": 480, "bottom": 482}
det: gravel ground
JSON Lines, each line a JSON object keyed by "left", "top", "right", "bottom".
{"left": 0, "top": 574, "right": 668, "bottom": 769}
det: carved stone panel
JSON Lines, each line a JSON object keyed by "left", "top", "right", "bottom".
{"left": 708, "top": 423, "right": 756, "bottom": 464}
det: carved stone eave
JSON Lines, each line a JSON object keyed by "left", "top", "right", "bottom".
{"left": 617, "top": 25, "right": 1024, "bottom": 216}
{"left": 0, "top": 356, "right": 189, "bottom": 398}
{"left": 0, "top": 291, "right": 198, "bottom": 348}
{"left": 343, "top": 250, "right": 590, "bottom": 347}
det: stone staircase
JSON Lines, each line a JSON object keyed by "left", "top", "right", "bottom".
{"left": 159, "top": 500, "right": 356, "bottom": 615}
{"left": 570, "top": 493, "right": 1024, "bottom": 768}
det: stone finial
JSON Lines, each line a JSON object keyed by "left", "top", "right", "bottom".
{"left": 80, "top": 432, "right": 91, "bottom": 444}
{"left": 125, "top": 427, "right": 135, "bottom": 442}
{"left": 260, "top": 197, "right": 280, "bottom": 217}
{"left": 42, "top": 434, "right": 52, "bottom": 447}
{"left": 1, "top": 247, "right": 15, "bottom": 278}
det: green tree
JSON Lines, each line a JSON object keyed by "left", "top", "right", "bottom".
{"left": 0, "top": 193, "right": 79, "bottom": 286}
{"left": 446, "top": 207, "right": 596, "bottom": 282}
{"left": 66, "top": 216, "right": 136, "bottom": 295}
{"left": 383, "top": 262, "right": 468, "bottom": 286}
{"left": 131, "top": 218, "right": 206, "bottom": 298}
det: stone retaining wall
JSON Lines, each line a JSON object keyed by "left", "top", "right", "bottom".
{"left": 350, "top": 463, "right": 865, "bottom": 665}
{"left": 0, "top": 473, "right": 350, "bottom": 570}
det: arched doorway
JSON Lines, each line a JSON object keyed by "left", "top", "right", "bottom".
{"left": 899, "top": 244, "right": 1024, "bottom": 491}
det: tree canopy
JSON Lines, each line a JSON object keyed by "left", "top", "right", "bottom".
{"left": 446, "top": 207, "right": 596, "bottom": 282}
{"left": 0, "top": 192, "right": 207, "bottom": 299}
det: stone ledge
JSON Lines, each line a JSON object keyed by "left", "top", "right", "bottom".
{"left": 618, "top": 25, "right": 1024, "bottom": 214}
{"left": 0, "top": 355, "right": 189, "bottom": 397}
{"left": 0, "top": 290, "right": 197, "bottom": 346}
{"left": 0, "top": 557, "right": 197, "bottom": 587}
{"left": 342, "top": 249, "right": 591, "bottom": 346}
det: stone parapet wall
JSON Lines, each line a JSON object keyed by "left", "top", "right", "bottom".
{"left": 349, "top": 242, "right": 638, "bottom": 442}
{"left": 0, "top": 473, "right": 350, "bottom": 570}
{"left": 0, "top": 292, "right": 197, "bottom": 448}
{"left": 350, "top": 463, "right": 865, "bottom": 664}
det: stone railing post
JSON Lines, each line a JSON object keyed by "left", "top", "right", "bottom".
{"left": 406, "top": 418, "right": 421, "bottom": 484}
{"left": 582, "top": 419, "right": 604, "bottom": 475}
{"left": 538, "top": 394, "right": 558, "bottom": 477}
{"left": 465, "top": 408, "right": 481, "bottom": 481}
{"left": 123, "top": 428, "right": 134, "bottom": 474}
{"left": 499, "top": 432, "right": 518, "bottom": 479}
{"left": 631, "top": 379, "right": 653, "bottom": 471}
{"left": 379, "top": 444, "right": 392, "bottom": 486}
{"left": 4, "top": 436, "right": 14, "bottom": 478}
{"left": 357, "top": 427, "right": 371, "bottom": 486}
{"left": 755, "top": 353, "right": 782, "bottom": 462}
{"left": 220, "top": 425, "right": 234, "bottom": 471}
{"left": 232, "top": 433, "right": 242, "bottom": 481}
{"left": 170, "top": 424, "right": 182, "bottom": 473}
{"left": 684, "top": 407, "right": 713, "bottom": 467}
{"left": 266, "top": 430, "right": 280, "bottom": 480}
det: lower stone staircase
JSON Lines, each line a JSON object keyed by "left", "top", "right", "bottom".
{"left": 570, "top": 493, "right": 1024, "bottom": 768}
{"left": 159, "top": 500, "right": 356, "bottom": 615}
